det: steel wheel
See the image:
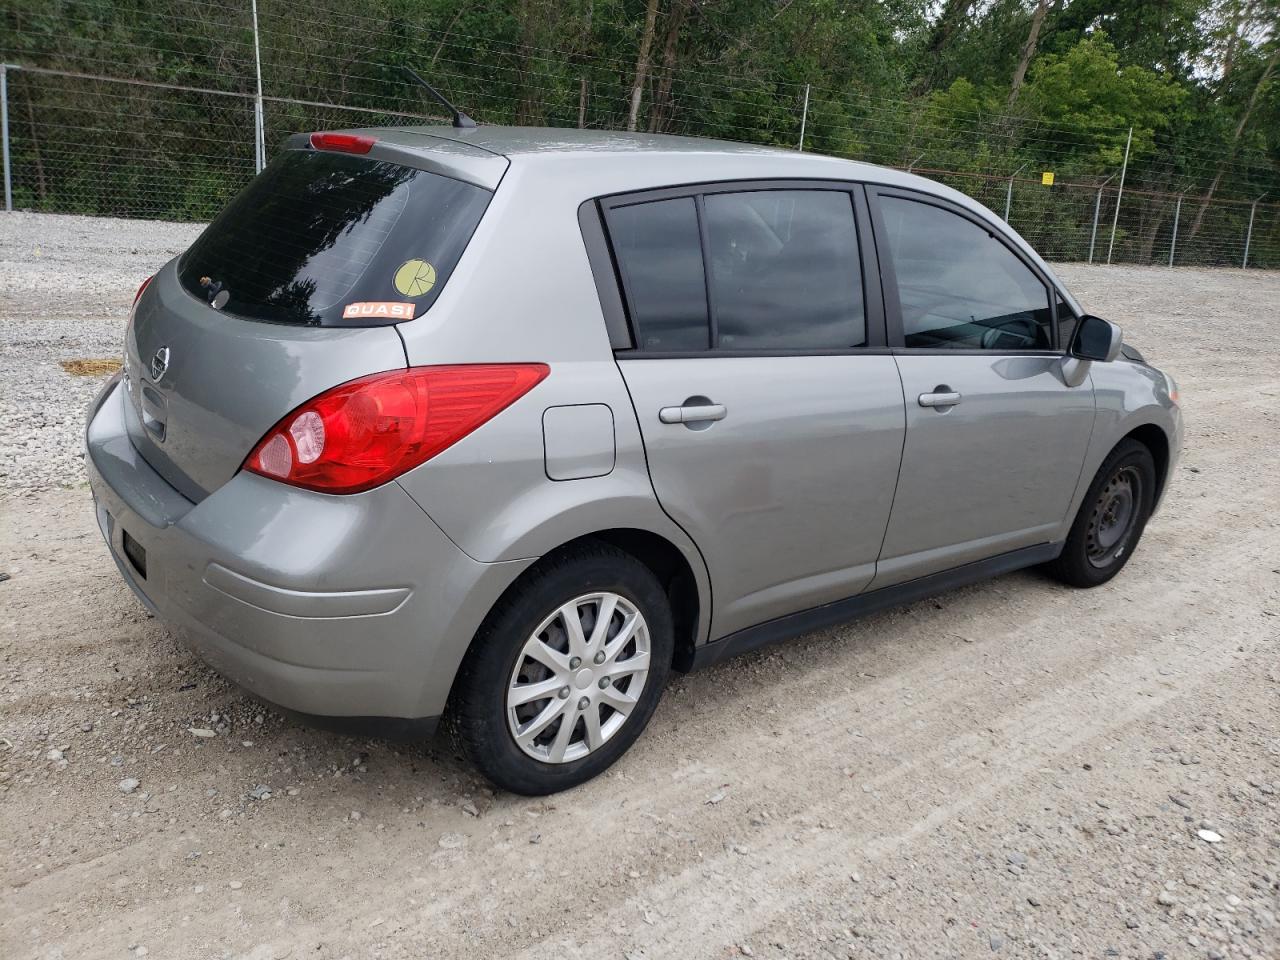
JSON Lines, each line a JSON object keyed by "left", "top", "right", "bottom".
{"left": 506, "top": 592, "right": 651, "bottom": 764}
{"left": 1085, "top": 465, "right": 1142, "bottom": 569}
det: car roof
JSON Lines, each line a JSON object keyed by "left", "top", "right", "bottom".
{"left": 364, "top": 124, "right": 978, "bottom": 207}
{"left": 371, "top": 124, "right": 796, "bottom": 159}
{"left": 363, "top": 124, "right": 918, "bottom": 187}
{"left": 360, "top": 124, "right": 950, "bottom": 196}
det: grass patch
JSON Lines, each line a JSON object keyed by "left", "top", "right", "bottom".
{"left": 61, "top": 358, "right": 122, "bottom": 377}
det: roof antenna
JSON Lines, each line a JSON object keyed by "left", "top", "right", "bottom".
{"left": 400, "top": 66, "right": 477, "bottom": 128}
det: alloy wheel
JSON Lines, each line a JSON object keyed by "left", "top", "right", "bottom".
{"left": 506, "top": 592, "right": 651, "bottom": 764}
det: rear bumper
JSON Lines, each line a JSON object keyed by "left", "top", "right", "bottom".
{"left": 85, "top": 380, "right": 531, "bottom": 721}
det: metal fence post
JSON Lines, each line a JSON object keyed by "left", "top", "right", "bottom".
{"left": 1106, "top": 126, "right": 1132, "bottom": 265}
{"left": 1004, "top": 161, "right": 1029, "bottom": 223}
{"left": 797, "top": 83, "right": 809, "bottom": 152}
{"left": 1242, "top": 194, "right": 1265, "bottom": 269}
{"left": 250, "top": 0, "right": 266, "bottom": 172}
{"left": 1088, "top": 189, "right": 1101, "bottom": 263}
{"left": 1169, "top": 194, "right": 1182, "bottom": 267}
{"left": 1, "top": 64, "right": 12, "bottom": 212}
{"left": 1087, "top": 172, "right": 1116, "bottom": 264}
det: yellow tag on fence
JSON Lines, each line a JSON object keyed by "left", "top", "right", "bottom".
{"left": 1041, "top": 171, "right": 1055, "bottom": 186}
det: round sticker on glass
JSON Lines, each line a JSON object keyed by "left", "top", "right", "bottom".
{"left": 394, "top": 259, "right": 437, "bottom": 297}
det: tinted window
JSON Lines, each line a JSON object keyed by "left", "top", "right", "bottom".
{"left": 880, "top": 196, "right": 1051, "bottom": 350}
{"left": 608, "top": 197, "right": 709, "bottom": 351}
{"left": 179, "top": 150, "right": 490, "bottom": 326}
{"left": 704, "top": 190, "right": 864, "bottom": 349}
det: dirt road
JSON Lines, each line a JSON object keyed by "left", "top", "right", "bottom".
{"left": 2, "top": 215, "right": 1278, "bottom": 959}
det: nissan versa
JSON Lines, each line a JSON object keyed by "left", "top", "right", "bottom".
{"left": 85, "top": 126, "right": 1182, "bottom": 795}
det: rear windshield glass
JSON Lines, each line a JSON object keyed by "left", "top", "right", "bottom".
{"left": 178, "top": 150, "right": 490, "bottom": 326}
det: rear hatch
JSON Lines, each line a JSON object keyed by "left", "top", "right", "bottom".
{"left": 124, "top": 138, "right": 499, "bottom": 501}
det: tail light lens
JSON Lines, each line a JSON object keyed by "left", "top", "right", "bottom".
{"left": 243, "top": 364, "right": 549, "bottom": 494}
{"left": 126, "top": 275, "right": 154, "bottom": 358}
{"left": 133, "top": 275, "right": 154, "bottom": 307}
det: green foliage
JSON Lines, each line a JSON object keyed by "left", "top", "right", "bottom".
{"left": 1022, "top": 34, "right": 1186, "bottom": 166}
{"left": 1, "top": 0, "right": 1276, "bottom": 266}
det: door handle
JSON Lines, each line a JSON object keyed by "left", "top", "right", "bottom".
{"left": 918, "top": 390, "right": 962, "bottom": 408}
{"left": 659, "top": 403, "right": 727, "bottom": 424}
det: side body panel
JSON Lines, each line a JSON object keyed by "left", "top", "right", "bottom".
{"left": 1061, "top": 358, "right": 1182, "bottom": 525}
{"left": 876, "top": 355, "right": 1095, "bottom": 585}
{"left": 618, "top": 356, "right": 905, "bottom": 639}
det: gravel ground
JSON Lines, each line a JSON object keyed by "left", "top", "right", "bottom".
{"left": 0, "top": 212, "right": 201, "bottom": 492}
{"left": 2, "top": 213, "right": 1279, "bottom": 960}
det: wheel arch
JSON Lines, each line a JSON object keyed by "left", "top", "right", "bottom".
{"left": 1121, "top": 422, "right": 1171, "bottom": 506}
{"left": 448, "top": 525, "right": 710, "bottom": 705}
{"left": 587, "top": 528, "right": 703, "bottom": 672}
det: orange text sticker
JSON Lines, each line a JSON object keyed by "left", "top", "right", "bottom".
{"left": 342, "top": 301, "right": 416, "bottom": 320}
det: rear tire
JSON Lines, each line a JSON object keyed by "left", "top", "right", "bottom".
{"left": 448, "top": 543, "right": 673, "bottom": 795}
{"left": 1044, "top": 438, "right": 1156, "bottom": 588}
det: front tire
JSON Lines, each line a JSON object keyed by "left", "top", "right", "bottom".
{"left": 449, "top": 543, "right": 673, "bottom": 795}
{"left": 1045, "top": 438, "right": 1156, "bottom": 588}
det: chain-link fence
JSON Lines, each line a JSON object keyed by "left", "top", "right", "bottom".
{"left": 2, "top": 5, "right": 1278, "bottom": 269}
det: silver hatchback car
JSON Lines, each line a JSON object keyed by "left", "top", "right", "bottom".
{"left": 86, "top": 127, "right": 1182, "bottom": 794}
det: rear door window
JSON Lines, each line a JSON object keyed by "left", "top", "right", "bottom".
{"left": 607, "top": 197, "right": 710, "bottom": 351}
{"left": 605, "top": 186, "right": 865, "bottom": 352}
{"left": 178, "top": 150, "right": 490, "bottom": 326}
{"left": 704, "top": 190, "right": 864, "bottom": 349}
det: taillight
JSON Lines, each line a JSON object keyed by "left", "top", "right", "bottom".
{"left": 133, "top": 275, "right": 154, "bottom": 306}
{"left": 309, "top": 132, "right": 376, "bottom": 154}
{"left": 243, "top": 364, "right": 550, "bottom": 494}
{"left": 127, "top": 274, "right": 154, "bottom": 345}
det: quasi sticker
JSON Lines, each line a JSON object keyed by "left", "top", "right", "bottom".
{"left": 343, "top": 301, "right": 416, "bottom": 320}
{"left": 394, "top": 258, "right": 437, "bottom": 297}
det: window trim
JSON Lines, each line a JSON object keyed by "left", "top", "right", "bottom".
{"left": 592, "top": 178, "right": 887, "bottom": 357}
{"left": 866, "top": 185, "right": 1065, "bottom": 355}
{"left": 577, "top": 200, "right": 634, "bottom": 350}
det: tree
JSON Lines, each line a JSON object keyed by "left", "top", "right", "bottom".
{"left": 1186, "top": 40, "right": 1279, "bottom": 240}
{"left": 912, "top": 0, "right": 976, "bottom": 93}
{"left": 627, "top": 0, "right": 661, "bottom": 131}
{"left": 1022, "top": 34, "right": 1185, "bottom": 167}
{"left": 1008, "top": 0, "right": 1049, "bottom": 106}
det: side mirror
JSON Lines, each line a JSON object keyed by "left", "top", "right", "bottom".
{"left": 1071, "top": 314, "right": 1123, "bottom": 363}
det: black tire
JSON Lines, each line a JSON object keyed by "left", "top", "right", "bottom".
{"left": 1044, "top": 438, "right": 1156, "bottom": 588}
{"left": 448, "top": 542, "right": 673, "bottom": 795}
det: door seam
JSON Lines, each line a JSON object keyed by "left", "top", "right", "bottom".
{"left": 873, "top": 354, "right": 911, "bottom": 580}
{"left": 610, "top": 357, "right": 716, "bottom": 646}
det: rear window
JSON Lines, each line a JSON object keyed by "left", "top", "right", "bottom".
{"left": 178, "top": 150, "right": 490, "bottom": 326}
